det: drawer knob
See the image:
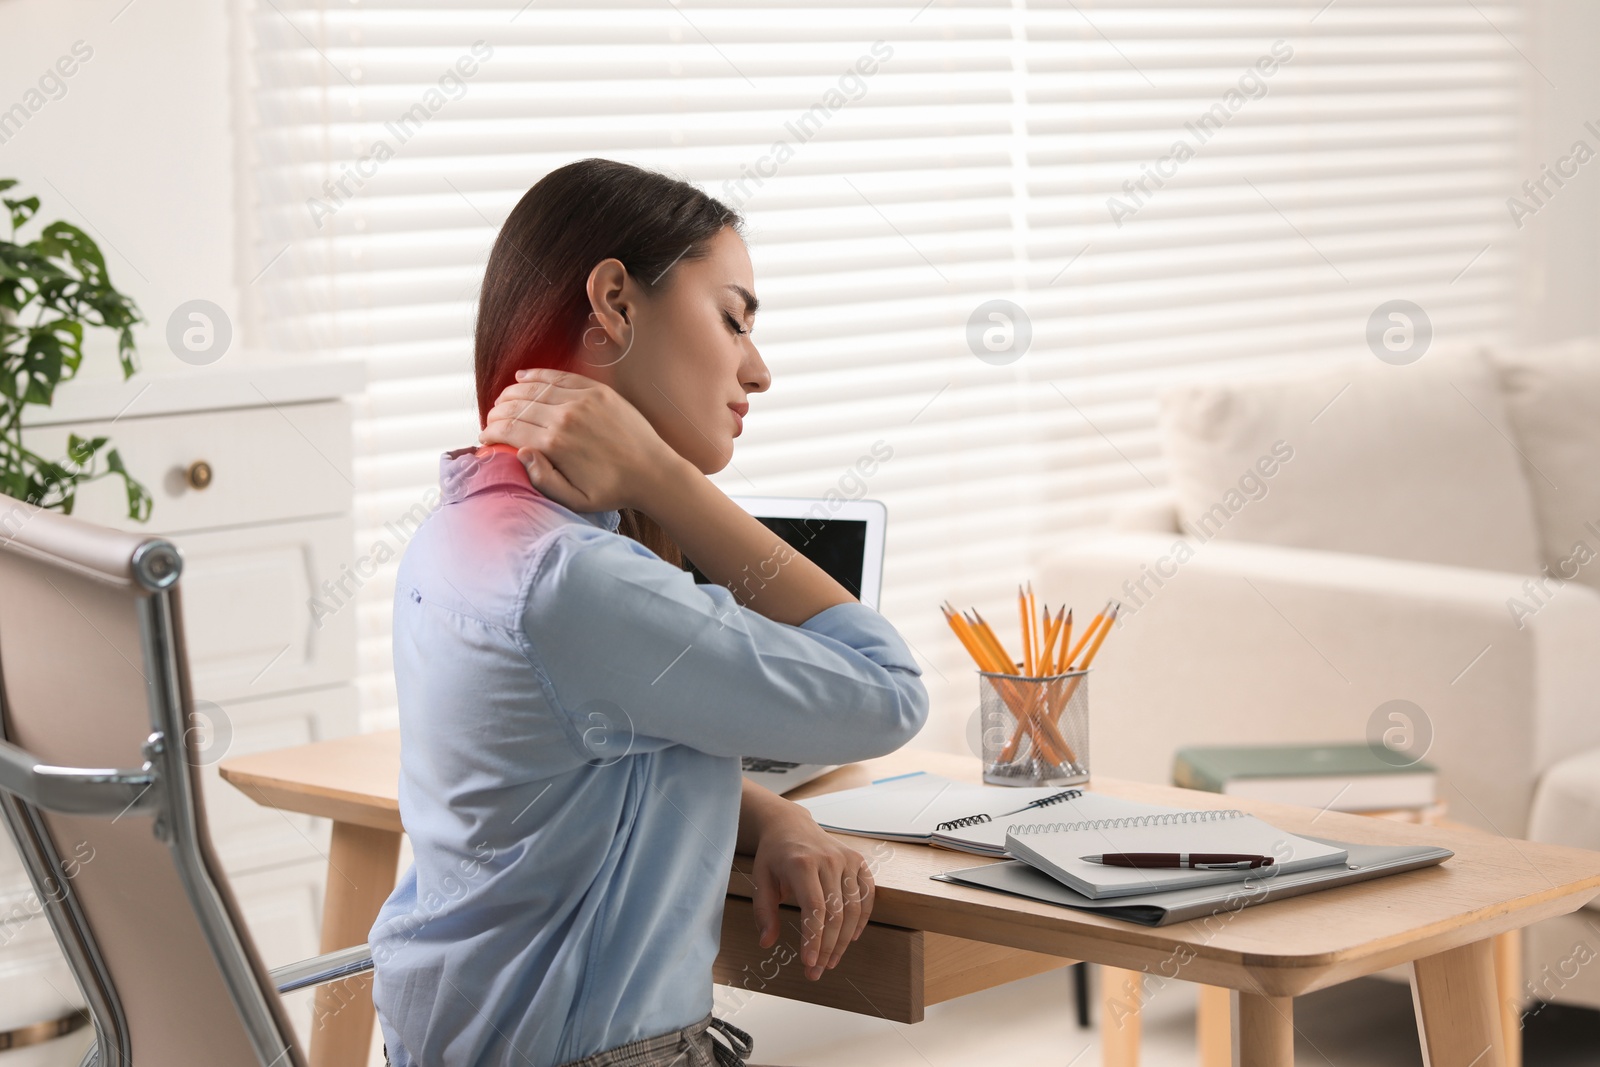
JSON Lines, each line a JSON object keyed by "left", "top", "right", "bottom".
{"left": 186, "top": 460, "right": 214, "bottom": 491}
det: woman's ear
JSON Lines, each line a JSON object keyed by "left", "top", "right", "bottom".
{"left": 580, "top": 258, "right": 636, "bottom": 372}
{"left": 584, "top": 257, "right": 633, "bottom": 337}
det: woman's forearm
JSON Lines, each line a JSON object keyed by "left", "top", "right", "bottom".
{"left": 736, "top": 776, "right": 804, "bottom": 855}
{"left": 638, "top": 454, "right": 854, "bottom": 626}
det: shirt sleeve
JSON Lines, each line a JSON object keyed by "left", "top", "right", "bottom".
{"left": 516, "top": 524, "right": 929, "bottom": 764}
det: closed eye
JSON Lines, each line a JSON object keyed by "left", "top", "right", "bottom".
{"left": 723, "top": 311, "right": 750, "bottom": 336}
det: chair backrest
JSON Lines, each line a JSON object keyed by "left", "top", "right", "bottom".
{"left": 0, "top": 496, "right": 306, "bottom": 1067}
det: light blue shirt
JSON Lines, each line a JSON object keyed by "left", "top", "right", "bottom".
{"left": 370, "top": 445, "right": 929, "bottom": 1067}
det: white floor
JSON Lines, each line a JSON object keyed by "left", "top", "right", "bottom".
{"left": 719, "top": 967, "right": 1350, "bottom": 1067}
{"left": 341, "top": 965, "right": 1600, "bottom": 1066}
{"left": 707, "top": 967, "right": 1600, "bottom": 1067}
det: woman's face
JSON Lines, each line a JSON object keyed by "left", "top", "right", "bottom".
{"left": 578, "top": 226, "right": 770, "bottom": 475}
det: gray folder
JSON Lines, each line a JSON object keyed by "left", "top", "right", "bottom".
{"left": 932, "top": 837, "right": 1453, "bottom": 926}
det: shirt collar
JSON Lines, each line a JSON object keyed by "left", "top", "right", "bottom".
{"left": 439, "top": 444, "right": 621, "bottom": 534}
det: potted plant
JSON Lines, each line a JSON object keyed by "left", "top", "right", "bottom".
{"left": 1, "top": 178, "right": 150, "bottom": 520}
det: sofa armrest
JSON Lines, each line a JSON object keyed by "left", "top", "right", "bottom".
{"left": 1528, "top": 747, "right": 1600, "bottom": 854}
{"left": 1038, "top": 534, "right": 1600, "bottom": 838}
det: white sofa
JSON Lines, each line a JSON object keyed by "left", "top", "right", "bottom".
{"left": 1038, "top": 339, "right": 1600, "bottom": 1011}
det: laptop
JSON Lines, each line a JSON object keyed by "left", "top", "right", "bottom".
{"left": 685, "top": 496, "right": 888, "bottom": 795}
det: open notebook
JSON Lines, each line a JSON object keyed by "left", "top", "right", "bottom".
{"left": 1004, "top": 809, "right": 1349, "bottom": 899}
{"left": 795, "top": 772, "right": 1185, "bottom": 857}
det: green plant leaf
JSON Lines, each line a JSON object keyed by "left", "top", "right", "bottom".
{"left": 22, "top": 330, "right": 65, "bottom": 405}
{"left": 4, "top": 196, "right": 39, "bottom": 231}
{"left": 32, "top": 455, "right": 70, "bottom": 483}
{"left": 0, "top": 179, "right": 147, "bottom": 522}
{"left": 118, "top": 324, "right": 138, "bottom": 377}
{"left": 66, "top": 432, "right": 109, "bottom": 470}
{"left": 37, "top": 221, "right": 109, "bottom": 282}
{"left": 103, "top": 448, "right": 152, "bottom": 522}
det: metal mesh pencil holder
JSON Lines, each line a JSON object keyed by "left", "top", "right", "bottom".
{"left": 977, "top": 669, "right": 1090, "bottom": 787}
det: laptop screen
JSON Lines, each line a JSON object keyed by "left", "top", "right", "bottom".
{"left": 686, "top": 515, "right": 870, "bottom": 606}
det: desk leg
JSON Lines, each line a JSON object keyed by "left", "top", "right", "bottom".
{"left": 308, "top": 822, "right": 402, "bottom": 1067}
{"left": 1237, "top": 993, "right": 1293, "bottom": 1066}
{"left": 1099, "top": 966, "right": 1142, "bottom": 1067}
{"left": 1412, "top": 939, "right": 1506, "bottom": 1067}
{"left": 1197, "top": 985, "right": 1232, "bottom": 1067}
{"left": 1494, "top": 930, "right": 1522, "bottom": 1067}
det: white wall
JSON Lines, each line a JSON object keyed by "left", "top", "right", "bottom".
{"left": 2, "top": 2, "right": 1594, "bottom": 440}
{"left": 1519, "top": 0, "right": 1600, "bottom": 344}
{"left": 0, "top": 0, "right": 238, "bottom": 384}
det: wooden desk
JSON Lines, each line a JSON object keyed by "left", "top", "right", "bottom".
{"left": 219, "top": 734, "right": 1066, "bottom": 1065}
{"left": 221, "top": 735, "right": 1600, "bottom": 1067}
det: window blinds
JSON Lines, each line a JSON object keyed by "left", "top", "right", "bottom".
{"left": 238, "top": 0, "right": 1522, "bottom": 744}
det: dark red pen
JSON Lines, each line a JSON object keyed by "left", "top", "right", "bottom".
{"left": 1081, "top": 852, "right": 1275, "bottom": 870}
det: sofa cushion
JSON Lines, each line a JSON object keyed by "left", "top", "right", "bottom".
{"left": 1488, "top": 336, "right": 1600, "bottom": 596}
{"left": 1158, "top": 347, "right": 1543, "bottom": 574}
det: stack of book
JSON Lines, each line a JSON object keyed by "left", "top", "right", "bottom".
{"left": 1172, "top": 743, "right": 1443, "bottom": 823}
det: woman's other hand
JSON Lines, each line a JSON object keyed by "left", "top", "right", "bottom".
{"left": 479, "top": 368, "right": 685, "bottom": 513}
{"left": 749, "top": 804, "right": 875, "bottom": 982}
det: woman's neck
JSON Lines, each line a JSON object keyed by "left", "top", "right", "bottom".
{"left": 477, "top": 442, "right": 521, "bottom": 458}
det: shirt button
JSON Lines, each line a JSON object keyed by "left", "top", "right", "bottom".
{"left": 410, "top": 588, "right": 422, "bottom": 603}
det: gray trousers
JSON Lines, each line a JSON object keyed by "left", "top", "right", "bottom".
{"left": 385, "top": 1014, "right": 773, "bottom": 1067}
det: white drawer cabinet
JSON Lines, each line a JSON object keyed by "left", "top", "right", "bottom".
{"left": 7, "top": 359, "right": 366, "bottom": 1061}
{"left": 20, "top": 401, "right": 353, "bottom": 533}
{"left": 165, "top": 516, "right": 358, "bottom": 701}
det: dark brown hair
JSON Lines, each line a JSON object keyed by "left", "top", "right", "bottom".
{"left": 474, "top": 158, "right": 743, "bottom": 566}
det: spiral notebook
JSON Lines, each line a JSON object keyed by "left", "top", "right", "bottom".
{"left": 1005, "top": 809, "right": 1350, "bottom": 899}
{"left": 795, "top": 772, "right": 1186, "bottom": 857}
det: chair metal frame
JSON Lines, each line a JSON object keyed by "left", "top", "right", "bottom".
{"left": 0, "top": 516, "right": 374, "bottom": 1066}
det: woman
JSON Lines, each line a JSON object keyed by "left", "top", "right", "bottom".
{"left": 369, "top": 158, "right": 929, "bottom": 1067}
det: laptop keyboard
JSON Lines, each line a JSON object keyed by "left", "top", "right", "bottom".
{"left": 741, "top": 757, "right": 802, "bottom": 774}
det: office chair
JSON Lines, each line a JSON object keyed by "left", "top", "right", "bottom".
{"left": 0, "top": 495, "right": 374, "bottom": 1066}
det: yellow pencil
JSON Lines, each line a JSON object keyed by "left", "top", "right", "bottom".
{"left": 1055, "top": 609, "right": 1074, "bottom": 674}
{"left": 1048, "top": 602, "right": 1121, "bottom": 726}
{"left": 1079, "top": 601, "right": 1119, "bottom": 668}
{"left": 1026, "top": 582, "right": 1042, "bottom": 676}
{"left": 941, "top": 603, "right": 989, "bottom": 666}
{"left": 1040, "top": 604, "right": 1063, "bottom": 675}
{"left": 1064, "top": 600, "right": 1113, "bottom": 669}
{"left": 953, "top": 605, "right": 1015, "bottom": 676}
{"left": 966, "top": 611, "right": 1020, "bottom": 680}
{"left": 1017, "top": 587, "right": 1034, "bottom": 676}
{"left": 969, "top": 611, "right": 1015, "bottom": 672}
{"left": 1039, "top": 603, "right": 1055, "bottom": 668}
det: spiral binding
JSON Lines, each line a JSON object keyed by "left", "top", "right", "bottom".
{"left": 935, "top": 789, "right": 1084, "bottom": 832}
{"left": 1006, "top": 808, "right": 1245, "bottom": 837}
{"left": 1030, "top": 789, "right": 1083, "bottom": 809}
